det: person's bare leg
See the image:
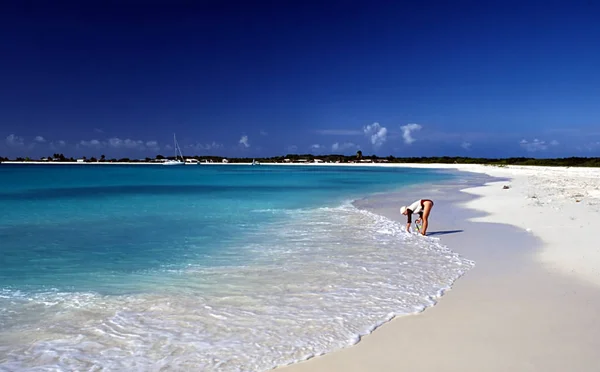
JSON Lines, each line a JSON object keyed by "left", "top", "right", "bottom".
{"left": 421, "top": 200, "right": 433, "bottom": 235}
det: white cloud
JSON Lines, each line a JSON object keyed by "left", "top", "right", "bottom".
{"left": 331, "top": 142, "right": 357, "bottom": 152}
{"left": 5, "top": 134, "right": 24, "bottom": 147}
{"left": 363, "top": 122, "right": 388, "bottom": 147}
{"left": 239, "top": 135, "right": 250, "bottom": 148}
{"left": 79, "top": 139, "right": 103, "bottom": 148}
{"left": 400, "top": 123, "right": 422, "bottom": 145}
{"left": 145, "top": 141, "right": 159, "bottom": 150}
{"left": 108, "top": 138, "right": 146, "bottom": 149}
{"left": 316, "top": 129, "right": 363, "bottom": 136}
{"left": 94, "top": 128, "right": 104, "bottom": 133}
{"left": 287, "top": 145, "right": 298, "bottom": 153}
{"left": 578, "top": 141, "right": 600, "bottom": 152}
{"left": 260, "top": 130, "right": 268, "bottom": 136}
{"left": 186, "top": 142, "right": 223, "bottom": 152}
{"left": 34, "top": 136, "right": 46, "bottom": 143}
{"left": 520, "top": 138, "right": 558, "bottom": 152}
{"left": 76, "top": 138, "right": 157, "bottom": 151}
{"left": 520, "top": 138, "right": 550, "bottom": 152}
{"left": 311, "top": 144, "right": 323, "bottom": 150}
{"left": 461, "top": 141, "right": 472, "bottom": 150}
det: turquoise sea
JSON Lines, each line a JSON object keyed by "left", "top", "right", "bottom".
{"left": 0, "top": 164, "right": 472, "bottom": 371}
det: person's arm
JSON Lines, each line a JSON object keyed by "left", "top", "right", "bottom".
{"left": 416, "top": 211, "right": 424, "bottom": 224}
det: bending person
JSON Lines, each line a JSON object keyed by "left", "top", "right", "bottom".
{"left": 400, "top": 199, "right": 434, "bottom": 236}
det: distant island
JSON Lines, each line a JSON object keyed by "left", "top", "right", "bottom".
{"left": 1, "top": 151, "right": 600, "bottom": 167}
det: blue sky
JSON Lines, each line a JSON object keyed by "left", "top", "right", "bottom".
{"left": 1, "top": 1, "right": 600, "bottom": 158}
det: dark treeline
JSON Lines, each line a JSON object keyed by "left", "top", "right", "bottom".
{"left": 228, "top": 155, "right": 600, "bottom": 167}
{"left": 1, "top": 154, "right": 600, "bottom": 167}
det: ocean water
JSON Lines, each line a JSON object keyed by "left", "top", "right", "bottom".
{"left": 0, "top": 164, "right": 473, "bottom": 371}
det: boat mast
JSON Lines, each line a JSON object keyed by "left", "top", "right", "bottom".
{"left": 173, "top": 133, "right": 185, "bottom": 163}
{"left": 174, "top": 133, "right": 177, "bottom": 161}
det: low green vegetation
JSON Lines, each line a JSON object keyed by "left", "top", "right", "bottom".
{"left": 1, "top": 153, "right": 599, "bottom": 167}
{"left": 229, "top": 156, "right": 600, "bottom": 167}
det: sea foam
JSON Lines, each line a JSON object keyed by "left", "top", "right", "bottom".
{"left": 0, "top": 202, "right": 473, "bottom": 371}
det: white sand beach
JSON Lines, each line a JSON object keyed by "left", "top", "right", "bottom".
{"left": 405, "top": 163, "right": 600, "bottom": 287}
{"left": 280, "top": 164, "right": 600, "bottom": 372}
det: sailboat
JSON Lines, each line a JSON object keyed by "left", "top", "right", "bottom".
{"left": 162, "top": 134, "right": 185, "bottom": 166}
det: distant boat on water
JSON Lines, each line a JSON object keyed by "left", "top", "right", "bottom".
{"left": 163, "top": 134, "right": 185, "bottom": 166}
{"left": 252, "top": 159, "right": 260, "bottom": 166}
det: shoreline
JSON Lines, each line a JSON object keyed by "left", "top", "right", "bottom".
{"left": 270, "top": 171, "right": 491, "bottom": 370}
{"left": 3, "top": 162, "right": 599, "bottom": 370}
{"left": 0, "top": 165, "right": 477, "bottom": 371}
{"left": 3, "top": 161, "right": 600, "bottom": 168}
{"left": 280, "top": 164, "right": 600, "bottom": 372}
{"left": 430, "top": 163, "right": 600, "bottom": 287}
{"left": 5, "top": 161, "right": 596, "bottom": 286}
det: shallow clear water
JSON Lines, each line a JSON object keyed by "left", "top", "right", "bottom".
{"left": 0, "top": 164, "right": 472, "bottom": 371}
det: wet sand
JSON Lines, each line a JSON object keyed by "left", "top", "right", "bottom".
{"left": 280, "top": 167, "right": 600, "bottom": 372}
